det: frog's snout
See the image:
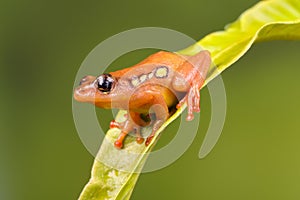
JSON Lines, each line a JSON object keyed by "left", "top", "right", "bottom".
{"left": 79, "top": 75, "right": 95, "bottom": 85}
{"left": 74, "top": 75, "right": 97, "bottom": 102}
{"left": 79, "top": 76, "right": 87, "bottom": 85}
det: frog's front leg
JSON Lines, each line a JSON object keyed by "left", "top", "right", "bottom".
{"left": 113, "top": 112, "right": 145, "bottom": 149}
{"left": 173, "top": 51, "right": 211, "bottom": 121}
{"left": 145, "top": 94, "right": 169, "bottom": 146}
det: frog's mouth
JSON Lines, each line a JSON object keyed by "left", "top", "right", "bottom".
{"left": 74, "top": 85, "right": 96, "bottom": 102}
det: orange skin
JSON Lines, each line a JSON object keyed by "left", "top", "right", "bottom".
{"left": 74, "top": 50, "right": 211, "bottom": 148}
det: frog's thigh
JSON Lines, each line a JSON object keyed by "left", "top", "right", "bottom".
{"left": 172, "top": 51, "right": 211, "bottom": 92}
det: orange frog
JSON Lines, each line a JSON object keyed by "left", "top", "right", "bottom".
{"left": 74, "top": 50, "right": 211, "bottom": 149}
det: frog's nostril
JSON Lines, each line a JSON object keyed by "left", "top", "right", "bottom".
{"left": 79, "top": 76, "right": 88, "bottom": 85}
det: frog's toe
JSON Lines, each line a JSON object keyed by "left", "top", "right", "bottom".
{"left": 186, "top": 113, "right": 194, "bottom": 121}
{"left": 134, "top": 127, "right": 145, "bottom": 144}
{"left": 145, "top": 135, "right": 154, "bottom": 146}
{"left": 176, "top": 96, "right": 187, "bottom": 109}
{"left": 114, "top": 131, "right": 128, "bottom": 149}
{"left": 110, "top": 120, "right": 126, "bottom": 129}
{"left": 114, "top": 140, "right": 123, "bottom": 149}
{"left": 136, "top": 137, "right": 144, "bottom": 144}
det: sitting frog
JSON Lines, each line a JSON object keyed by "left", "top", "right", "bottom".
{"left": 74, "top": 50, "right": 211, "bottom": 149}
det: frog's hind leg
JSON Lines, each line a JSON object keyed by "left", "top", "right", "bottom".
{"left": 173, "top": 50, "right": 211, "bottom": 121}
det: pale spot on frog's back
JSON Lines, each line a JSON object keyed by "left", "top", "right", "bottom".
{"left": 148, "top": 72, "right": 153, "bottom": 79}
{"left": 139, "top": 74, "right": 147, "bottom": 83}
{"left": 155, "top": 66, "right": 168, "bottom": 78}
{"left": 129, "top": 66, "right": 169, "bottom": 87}
{"left": 131, "top": 77, "right": 140, "bottom": 87}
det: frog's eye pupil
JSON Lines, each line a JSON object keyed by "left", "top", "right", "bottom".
{"left": 96, "top": 74, "right": 114, "bottom": 93}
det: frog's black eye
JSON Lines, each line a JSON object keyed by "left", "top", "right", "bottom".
{"left": 96, "top": 74, "right": 115, "bottom": 93}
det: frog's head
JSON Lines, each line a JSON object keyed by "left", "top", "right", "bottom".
{"left": 74, "top": 74, "right": 125, "bottom": 109}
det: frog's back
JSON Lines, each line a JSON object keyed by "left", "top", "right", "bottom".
{"left": 110, "top": 51, "right": 185, "bottom": 78}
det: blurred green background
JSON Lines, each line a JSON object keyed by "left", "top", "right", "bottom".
{"left": 1, "top": 0, "right": 300, "bottom": 199}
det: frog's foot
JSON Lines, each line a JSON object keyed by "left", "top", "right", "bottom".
{"left": 176, "top": 84, "right": 200, "bottom": 121}
{"left": 114, "top": 125, "right": 145, "bottom": 149}
{"left": 110, "top": 120, "right": 125, "bottom": 129}
{"left": 112, "top": 112, "right": 146, "bottom": 149}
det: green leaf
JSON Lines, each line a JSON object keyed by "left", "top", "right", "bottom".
{"left": 78, "top": 0, "right": 300, "bottom": 199}
{"left": 179, "top": 0, "right": 300, "bottom": 85}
